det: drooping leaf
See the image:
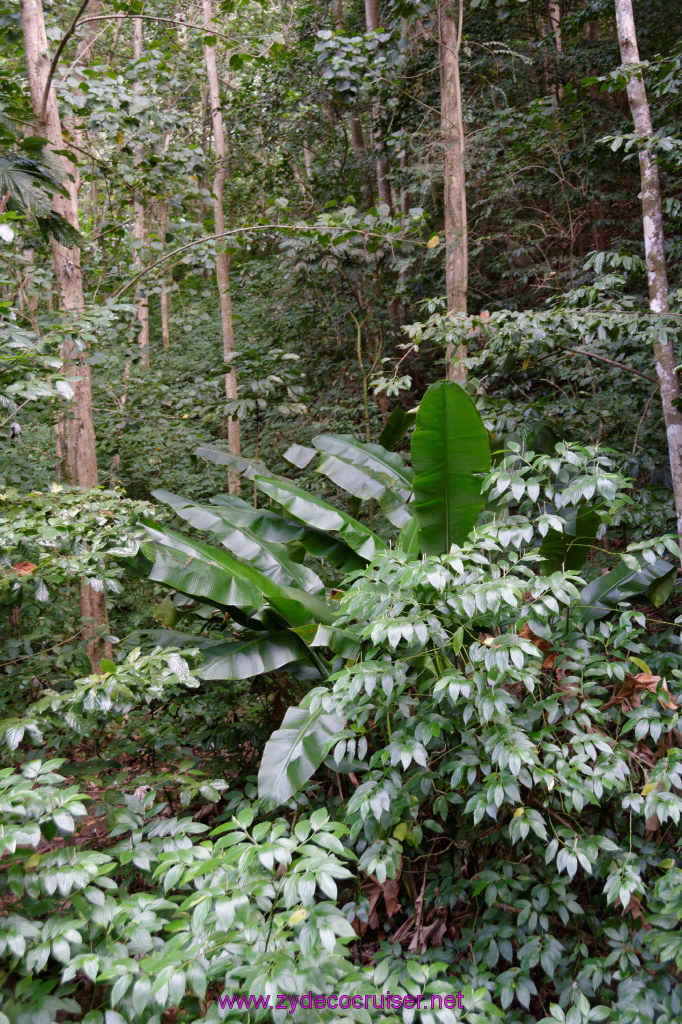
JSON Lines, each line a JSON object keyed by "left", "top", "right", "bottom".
{"left": 579, "top": 555, "right": 676, "bottom": 621}
{"left": 209, "top": 494, "right": 365, "bottom": 571}
{"left": 141, "top": 520, "right": 336, "bottom": 627}
{"left": 194, "top": 443, "right": 279, "bottom": 481}
{"left": 258, "top": 701, "right": 346, "bottom": 805}
{"left": 378, "top": 404, "right": 417, "bottom": 451}
{"left": 254, "top": 476, "right": 387, "bottom": 562}
{"left": 312, "top": 433, "right": 413, "bottom": 526}
{"left": 198, "top": 631, "right": 311, "bottom": 680}
{"left": 540, "top": 504, "right": 600, "bottom": 572}
{"left": 153, "top": 490, "right": 324, "bottom": 594}
{"left": 411, "top": 381, "right": 491, "bottom": 555}
{"left": 283, "top": 443, "right": 316, "bottom": 468}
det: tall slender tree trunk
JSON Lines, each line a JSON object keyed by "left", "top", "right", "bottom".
{"left": 202, "top": 0, "right": 241, "bottom": 490}
{"left": 20, "top": 0, "right": 109, "bottom": 668}
{"left": 615, "top": 0, "right": 682, "bottom": 551}
{"left": 364, "top": 0, "right": 393, "bottom": 210}
{"left": 439, "top": 0, "right": 468, "bottom": 382}
{"left": 334, "top": 0, "right": 374, "bottom": 208}
{"left": 133, "top": 17, "right": 150, "bottom": 367}
{"left": 547, "top": 1, "right": 563, "bottom": 108}
{"left": 159, "top": 202, "right": 171, "bottom": 348}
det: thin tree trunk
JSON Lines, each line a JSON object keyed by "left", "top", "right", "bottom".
{"left": 20, "top": 0, "right": 109, "bottom": 668}
{"left": 133, "top": 17, "right": 150, "bottom": 367}
{"left": 159, "top": 202, "right": 171, "bottom": 348}
{"left": 547, "top": 1, "right": 563, "bottom": 108}
{"left": 439, "top": 0, "right": 468, "bottom": 382}
{"left": 203, "top": 0, "right": 241, "bottom": 491}
{"left": 302, "top": 140, "right": 313, "bottom": 179}
{"left": 364, "top": 0, "right": 393, "bottom": 210}
{"left": 334, "top": 0, "right": 374, "bottom": 208}
{"left": 615, "top": 0, "right": 682, "bottom": 550}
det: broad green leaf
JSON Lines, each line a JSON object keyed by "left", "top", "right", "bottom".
{"left": 378, "top": 404, "right": 417, "bottom": 451}
{"left": 397, "top": 514, "right": 420, "bottom": 556}
{"left": 153, "top": 490, "right": 324, "bottom": 594}
{"left": 412, "top": 381, "right": 491, "bottom": 554}
{"left": 258, "top": 702, "right": 346, "bottom": 805}
{"left": 579, "top": 555, "right": 675, "bottom": 621}
{"left": 540, "top": 504, "right": 600, "bottom": 572}
{"left": 254, "top": 476, "right": 387, "bottom": 562}
{"left": 209, "top": 494, "right": 365, "bottom": 571}
{"left": 198, "top": 631, "right": 311, "bottom": 680}
{"left": 141, "top": 520, "right": 336, "bottom": 627}
{"left": 284, "top": 443, "right": 316, "bottom": 468}
{"left": 312, "top": 434, "right": 413, "bottom": 527}
{"left": 194, "top": 443, "right": 283, "bottom": 481}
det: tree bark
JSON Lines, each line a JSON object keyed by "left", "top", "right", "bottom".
{"left": 333, "top": 0, "right": 374, "bottom": 208}
{"left": 20, "top": 0, "right": 109, "bottom": 668}
{"left": 364, "top": 0, "right": 393, "bottom": 210}
{"left": 133, "top": 16, "right": 150, "bottom": 367}
{"left": 159, "top": 202, "right": 171, "bottom": 348}
{"left": 615, "top": 0, "right": 682, "bottom": 550}
{"left": 203, "top": 0, "right": 241, "bottom": 491}
{"left": 547, "top": 1, "right": 563, "bottom": 108}
{"left": 439, "top": 0, "right": 468, "bottom": 382}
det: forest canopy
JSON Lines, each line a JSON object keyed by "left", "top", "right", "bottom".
{"left": 1, "top": 2, "right": 682, "bottom": 1023}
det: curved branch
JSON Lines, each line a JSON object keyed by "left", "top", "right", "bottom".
{"left": 111, "top": 223, "right": 421, "bottom": 299}
{"left": 566, "top": 347, "right": 656, "bottom": 383}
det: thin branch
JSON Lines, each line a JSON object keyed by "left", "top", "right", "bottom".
{"left": 566, "top": 347, "right": 657, "bottom": 383}
{"left": 111, "top": 222, "right": 421, "bottom": 299}
{"left": 40, "top": 0, "right": 92, "bottom": 124}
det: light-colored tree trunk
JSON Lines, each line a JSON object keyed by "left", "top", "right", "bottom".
{"left": 547, "top": 1, "right": 563, "bottom": 108}
{"left": 615, "top": 0, "right": 682, "bottom": 551}
{"left": 439, "top": 0, "right": 468, "bottom": 382}
{"left": 133, "top": 16, "right": 150, "bottom": 367}
{"left": 364, "top": 0, "right": 393, "bottom": 210}
{"left": 202, "top": 0, "right": 241, "bottom": 491}
{"left": 20, "top": 0, "right": 110, "bottom": 668}
{"left": 334, "top": 0, "right": 374, "bottom": 208}
{"left": 159, "top": 202, "right": 171, "bottom": 348}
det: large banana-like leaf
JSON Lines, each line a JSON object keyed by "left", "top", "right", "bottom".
{"left": 313, "top": 434, "right": 413, "bottom": 496}
{"left": 142, "top": 520, "right": 337, "bottom": 627}
{"left": 378, "top": 404, "right": 417, "bottom": 451}
{"left": 254, "top": 476, "right": 387, "bottom": 562}
{"left": 194, "top": 443, "right": 287, "bottom": 482}
{"left": 199, "top": 631, "right": 312, "bottom": 680}
{"left": 579, "top": 555, "right": 676, "bottom": 622}
{"left": 209, "top": 494, "right": 365, "bottom": 571}
{"left": 153, "top": 490, "right": 324, "bottom": 594}
{"left": 258, "top": 701, "right": 346, "bottom": 805}
{"left": 411, "top": 381, "right": 491, "bottom": 555}
{"left": 148, "top": 628, "right": 312, "bottom": 680}
{"left": 540, "top": 504, "right": 600, "bottom": 573}
{"left": 312, "top": 434, "right": 413, "bottom": 527}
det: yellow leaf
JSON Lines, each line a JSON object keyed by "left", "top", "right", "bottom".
{"left": 522, "top": 356, "right": 531, "bottom": 370}
{"left": 182, "top": 413, "right": 190, "bottom": 419}
{"left": 288, "top": 907, "right": 307, "bottom": 926}
{"left": 393, "top": 822, "right": 408, "bottom": 840}
{"left": 427, "top": 235, "right": 440, "bottom": 248}
{"left": 117, "top": 130, "right": 124, "bottom": 145}
{"left": 642, "top": 783, "right": 656, "bottom": 796}
{"left": 630, "top": 656, "right": 652, "bottom": 675}
{"left": 513, "top": 807, "right": 524, "bottom": 818}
